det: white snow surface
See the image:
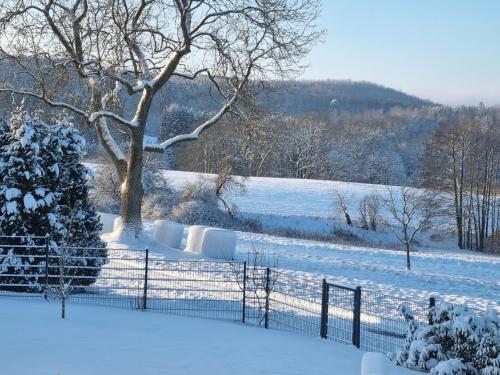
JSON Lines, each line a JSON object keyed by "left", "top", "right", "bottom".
{"left": 233, "top": 232, "right": 500, "bottom": 311}
{"left": 362, "top": 352, "right": 391, "bottom": 375}
{"left": 0, "top": 298, "right": 417, "bottom": 375}
{"left": 85, "top": 166, "right": 499, "bottom": 310}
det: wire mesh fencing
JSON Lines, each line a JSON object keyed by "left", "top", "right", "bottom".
{"left": 0, "top": 236, "right": 490, "bottom": 355}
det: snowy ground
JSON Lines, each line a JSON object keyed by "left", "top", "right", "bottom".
{"left": 90, "top": 165, "right": 499, "bottom": 311}
{"left": 100, "top": 224, "right": 499, "bottom": 311}
{"left": 161, "top": 169, "right": 453, "bottom": 247}
{"left": 0, "top": 298, "right": 417, "bottom": 375}
{"left": 233, "top": 232, "right": 500, "bottom": 311}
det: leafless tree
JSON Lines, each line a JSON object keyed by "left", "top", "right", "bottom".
{"left": 383, "top": 187, "right": 442, "bottom": 270}
{"left": 0, "top": 0, "right": 322, "bottom": 235}
{"left": 359, "top": 193, "right": 381, "bottom": 230}
{"left": 44, "top": 207, "right": 78, "bottom": 319}
{"left": 334, "top": 192, "right": 352, "bottom": 226}
{"left": 231, "top": 244, "right": 280, "bottom": 326}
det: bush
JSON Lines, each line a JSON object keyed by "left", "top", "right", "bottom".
{"left": 89, "top": 163, "right": 121, "bottom": 214}
{"left": 392, "top": 303, "right": 500, "bottom": 375}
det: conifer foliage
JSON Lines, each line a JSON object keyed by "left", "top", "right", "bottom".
{"left": 392, "top": 302, "right": 500, "bottom": 375}
{"left": 0, "top": 110, "right": 106, "bottom": 291}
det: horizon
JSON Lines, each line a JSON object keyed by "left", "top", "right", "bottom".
{"left": 301, "top": 0, "right": 500, "bottom": 106}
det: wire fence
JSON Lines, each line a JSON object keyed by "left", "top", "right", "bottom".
{"left": 0, "top": 237, "right": 492, "bottom": 355}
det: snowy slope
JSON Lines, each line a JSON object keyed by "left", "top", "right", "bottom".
{"left": 233, "top": 232, "right": 500, "bottom": 311}
{"left": 160, "top": 169, "right": 454, "bottom": 248}
{"left": 0, "top": 298, "right": 417, "bottom": 375}
{"left": 162, "top": 169, "right": 392, "bottom": 219}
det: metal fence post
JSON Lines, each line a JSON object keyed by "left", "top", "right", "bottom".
{"left": 320, "top": 279, "right": 329, "bottom": 339}
{"left": 44, "top": 234, "right": 50, "bottom": 294}
{"left": 352, "top": 286, "right": 361, "bottom": 348}
{"left": 264, "top": 267, "right": 270, "bottom": 329}
{"left": 428, "top": 297, "right": 436, "bottom": 325}
{"left": 142, "top": 248, "right": 149, "bottom": 310}
{"left": 242, "top": 261, "right": 247, "bottom": 323}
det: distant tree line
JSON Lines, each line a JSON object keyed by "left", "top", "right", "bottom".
{"left": 422, "top": 105, "right": 500, "bottom": 251}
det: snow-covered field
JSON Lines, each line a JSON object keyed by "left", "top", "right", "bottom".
{"left": 156, "top": 170, "right": 498, "bottom": 310}
{"left": 0, "top": 298, "right": 417, "bottom": 375}
{"left": 234, "top": 232, "right": 500, "bottom": 311}
{"left": 90, "top": 166, "right": 499, "bottom": 311}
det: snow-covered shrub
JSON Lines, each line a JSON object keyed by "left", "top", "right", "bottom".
{"left": 361, "top": 352, "right": 390, "bottom": 375}
{"left": 359, "top": 193, "right": 381, "bottom": 231}
{"left": 170, "top": 180, "right": 234, "bottom": 227}
{"left": 0, "top": 110, "right": 106, "bottom": 291}
{"left": 98, "top": 212, "right": 119, "bottom": 234}
{"left": 392, "top": 302, "right": 500, "bottom": 375}
{"left": 170, "top": 177, "right": 260, "bottom": 231}
{"left": 141, "top": 187, "right": 179, "bottom": 219}
{"left": 89, "top": 163, "right": 121, "bottom": 214}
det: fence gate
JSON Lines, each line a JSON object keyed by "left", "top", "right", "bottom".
{"left": 323, "top": 282, "right": 361, "bottom": 347}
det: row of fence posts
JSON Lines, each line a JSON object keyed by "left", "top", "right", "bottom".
{"left": 240, "top": 269, "right": 438, "bottom": 350}
{"left": 39, "top": 240, "right": 438, "bottom": 348}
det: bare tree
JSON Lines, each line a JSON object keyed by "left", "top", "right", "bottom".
{"left": 334, "top": 192, "right": 352, "bottom": 226}
{"left": 0, "top": 0, "right": 322, "bottom": 235}
{"left": 44, "top": 207, "right": 78, "bottom": 319}
{"left": 359, "top": 193, "right": 381, "bottom": 230}
{"left": 231, "top": 244, "right": 280, "bottom": 326}
{"left": 383, "top": 187, "right": 441, "bottom": 270}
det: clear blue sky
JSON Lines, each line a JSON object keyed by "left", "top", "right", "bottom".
{"left": 301, "top": 0, "right": 500, "bottom": 105}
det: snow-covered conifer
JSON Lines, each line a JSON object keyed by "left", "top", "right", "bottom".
{"left": 0, "top": 111, "right": 106, "bottom": 290}
{"left": 393, "top": 302, "right": 500, "bottom": 375}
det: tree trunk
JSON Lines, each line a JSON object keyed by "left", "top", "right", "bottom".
{"left": 404, "top": 226, "right": 411, "bottom": 270}
{"left": 120, "top": 126, "right": 145, "bottom": 236}
{"left": 405, "top": 243, "right": 411, "bottom": 271}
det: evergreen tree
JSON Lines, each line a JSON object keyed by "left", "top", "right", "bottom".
{"left": 0, "top": 110, "right": 60, "bottom": 291}
{"left": 0, "top": 110, "right": 107, "bottom": 291}
{"left": 50, "top": 120, "right": 106, "bottom": 286}
{"left": 392, "top": 302, "right": 500, "bottom": 375}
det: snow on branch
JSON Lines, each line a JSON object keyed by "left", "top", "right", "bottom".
{"left": 145, "top": 90, "right": 238, "bottom": 152}
{"left": 89, "top": 111, "right": 138, "bottom": 129}
{"left": 0, "top": 88, "right": 87, "bottom": 118}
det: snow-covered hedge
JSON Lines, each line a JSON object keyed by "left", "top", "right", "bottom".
{"left": 392, "top": 303, "right": 500, "bottom": 375}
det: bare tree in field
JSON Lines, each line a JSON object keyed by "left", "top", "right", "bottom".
{"left": 0, "top": 0, "right": 322, "bottom": 235}
{"left": 383, "top": 187, "right": 441, "bottom": 270}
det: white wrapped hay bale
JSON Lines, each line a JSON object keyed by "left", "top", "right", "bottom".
{"left": 361, "top": 352, "right": 389, "bottom": 375}
{"left": 153, "top": 220, "right": 184, "bottom": 249}
{"left": 200, "top": 228, "right": 237, "bottom": 260}
{"left": 113, "top": 217, "right": 122, "bottom": 231}
{"left": 98, "top": 212, "right": 119, "bottom": 234}
{"left": 184, "top": 225, "right": 209, "bottom": 254}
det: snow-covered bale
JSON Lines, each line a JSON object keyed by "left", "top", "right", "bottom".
{"left": 99, "top": 212, "right": 119, "bottom": 234}
{"left": 113, "top": 217, "right": 121, "bottom": 231}
{"left": 153, "top": 220, "right": 184, "bottom": 249}
{"left": 184, "top": 225, "right": 209, "bottom": 254}
{"left": 361, "top": 352, "right": 389, "bottom": 375}
{"left": 200, "top": 228, "right": 237, "bottom": 260}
